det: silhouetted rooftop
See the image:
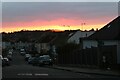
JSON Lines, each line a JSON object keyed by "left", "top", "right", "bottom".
{"left": 86, "top": 16, "right": 120, "bottom": 40}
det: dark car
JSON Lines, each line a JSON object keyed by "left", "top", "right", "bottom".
{"left": 30, "top": 57, "right": 40, "bottom": 66}
{"left": 7, "top": 54, "right": 12, "bottom": 61}
{"left": 20, "top": 51, "right": 26, "bottom": 56}
{"left": 39, "top": 55, "right": 53, "bottom": 66}
{"left": 2, "top": 58, "right": 10, "bottom": 67}
{"left": 28, "top": 57, "right": 35, "bottom": 64}
{"left": 25, "top": 54, "right": 31, "bottom": 61}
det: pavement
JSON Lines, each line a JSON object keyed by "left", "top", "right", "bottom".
{"left": 49, "top": 65, "right": 120, "bottom": 77}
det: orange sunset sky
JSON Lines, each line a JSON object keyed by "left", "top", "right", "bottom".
{"left": 2, "top": 2, "right": 118, "bottom": 33}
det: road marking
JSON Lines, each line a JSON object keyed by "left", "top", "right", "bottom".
{"left": 17, "top": 73, "right": 32, "bottom": 76}
{"left": 34, "top": 73, "right": 48, "bottom": 76}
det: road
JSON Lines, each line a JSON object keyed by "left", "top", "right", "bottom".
{"left": 2, "top": 50, "right": 120, "bottom": 79}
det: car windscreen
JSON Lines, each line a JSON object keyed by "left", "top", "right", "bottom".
{"left": 40, "top": 57, "right": 50, "bottom": 60}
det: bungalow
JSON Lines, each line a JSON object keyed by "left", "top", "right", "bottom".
{"left": 2, "top": 42, "right": 12, "bottom": 49}
{"left": 51, "top": 31, "right": 73, "bottom": 46}
{"left": 81, "top": 16, "right": 120, "bottom": 65}
{"left": 35, "top": 35, "right": 56, "bottom": 54}
{"left": 15, "top": 41, "right": 33, "bottom": 50}
{"left": 35, "top": 43, "right": 50, "bottom": 54}
{"left": 67, "top": 30, "right": 94, "bottom": 44}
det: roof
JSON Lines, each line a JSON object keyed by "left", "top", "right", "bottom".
{"left": 86, "top": 16, "right": 120, "bottom": 40}
{"left": 50, "top": 31, "right": 77, "bottom": 46}
{"left": 36, "top": 32, "right": 56, "bottom": 43}
{"left": 38, "top": 35, "right": 56, "bottom": 43}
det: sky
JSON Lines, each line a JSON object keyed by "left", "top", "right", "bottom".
{"left": 2, "top": 2, "right": 119, "bottom": 32}
{"left": 1, "top": 0, "right": 120, "bottom": 2}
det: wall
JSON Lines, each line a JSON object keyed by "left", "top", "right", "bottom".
{"left": 104, "top": 40, "right": 118, "bottom": 45}
{"left": 83, "top": 40, "right": 120, "bottom": 64}
{"left": 41, "top": 43, "right": 50, "bottom": 51}
{"left": 83, "top": 40, "right": 98, "bottom": 49}
{"left": 35, "top": 43, "right": 41, "bottom": 53}
{"left": 83, "top": 40, "right": 119, "bottom": 49}
{"left": 35, "top": 43, "right": 50, "bottom": 54}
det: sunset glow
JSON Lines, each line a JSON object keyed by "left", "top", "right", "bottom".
{"left": 2, "top": 2, "right": 118, "bottom": 33}
{"left": 2, "top": 25, "right": 104, "bottom": 33}
{"left": 2, "top": 17, "right": 115, "bottom": 33}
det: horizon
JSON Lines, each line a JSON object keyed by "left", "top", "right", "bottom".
{"left": 2, "top": 2, "right": 118, "bottom": 33}
{"left": 1, "top": 28, "right": 97, "bottom": 34}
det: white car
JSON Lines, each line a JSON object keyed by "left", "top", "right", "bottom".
{"left": 20, "top": 49, "right": 25, "bottom": 52}
{"left": 25, "top": 54, "right": 31, "bottom": 61}
{"left": 8, "top": 51, "right": 12, "bottom": 55}
{"left": 2, "top": 57, "right": 10, "bottom": 66}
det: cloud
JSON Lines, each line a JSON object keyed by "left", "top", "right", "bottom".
{"left": 1, "top": 0, "right": 120, "bottom": 2}
{"left": 2, "top": 2, "right": 118, "bottom": 22}
{"left": 2, "top": 2, "right": 118, "bottom": 32}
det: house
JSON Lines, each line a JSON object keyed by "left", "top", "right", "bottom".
{"left": 35, "top": 34, "right": 56, "bottom": 54}
{"left": 35, "top": 43, "right": 50, "bottom": 54}
{"left": 35, "top": 31, "right": 75, "bottom": 54}
{"left": 14, "top": 42, "right": 34, "bottom": 52}
{"left": 51, "top": 31, "right": 73, "bottom": 46}
{"left": 81, "top": 16, "right": 120, "bottom": 65}
{"left": 67, "top": 30, "right": 94, "bottom": 44}
{"left": 2, "top": 42, "right": 12, "bottom": 49}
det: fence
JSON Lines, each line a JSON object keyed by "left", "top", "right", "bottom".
{"left": 58, "top": 45, "right": 117, "bottom": 69}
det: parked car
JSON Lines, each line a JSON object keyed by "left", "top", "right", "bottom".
{"left": 7, "top": 54, "right": 12, "bottom": 61}
{"left": 30, "top": 57, "right": 40, "bottom": 66}
{"left": 8, "top": 51, "right": 13, "bottom": 55}
{"left": 25, "top": 54, "right": 31, "bottom": 61}
{"left": 39, "top": 55, "right": 53, "bottom": 66}
{"left": 20, "top": 49, "right": 26, "bottom": 55}
{"left": 20, "top": 49, "right": 25, "bottom": 51}
{"left": 2, "top": 58, "right": 10, "bottom": 67}
{"left": 20, "top": 51, "right": 26, "bottom": 56}
{"left": 28, "top": 57, "right": 35, "bottom": 64}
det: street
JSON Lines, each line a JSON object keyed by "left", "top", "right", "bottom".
{"left": 2, "top": 50, "right": 120, "bottom": 79}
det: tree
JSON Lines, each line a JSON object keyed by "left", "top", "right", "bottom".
{"left": 96, "top": 28, "right": 99, "bottom": 31}
{"left": 90, "top": 28, "right": 94, "bottom": 31}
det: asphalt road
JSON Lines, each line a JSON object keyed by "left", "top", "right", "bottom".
{"left": 2, "top": 50, "right": 120, "bottom": 79}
